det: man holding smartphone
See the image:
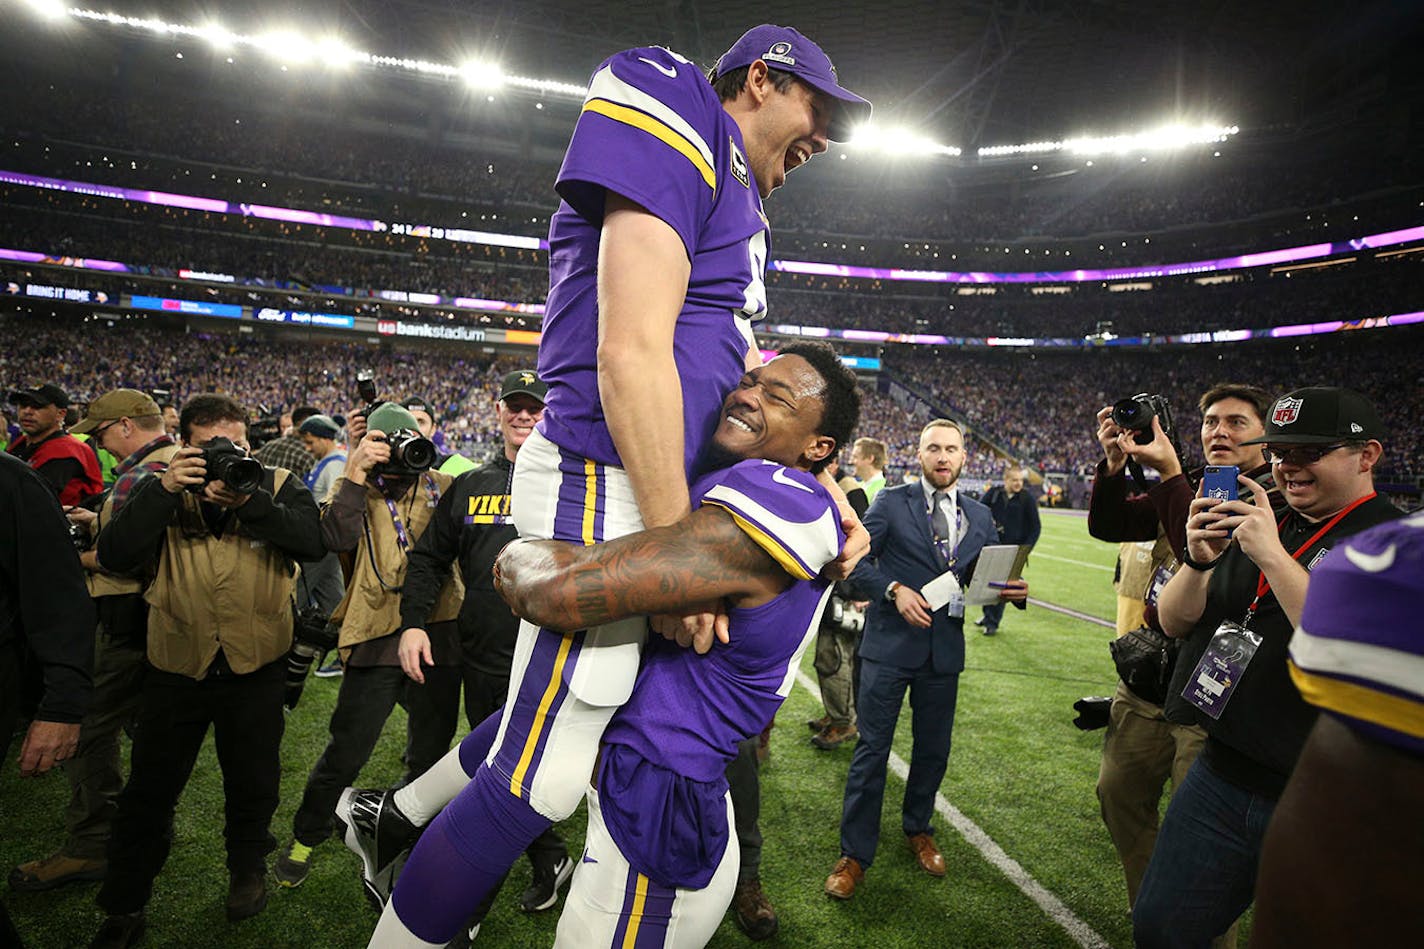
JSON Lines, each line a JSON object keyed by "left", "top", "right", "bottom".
{"left": 1087, "top": 384, "right": 1277, "bottom": 930}
{"left": 1134, "top": 386, "right": 1401, "bottom": 948}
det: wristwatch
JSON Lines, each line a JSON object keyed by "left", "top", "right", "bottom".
{"left": 885, "top": 581, "right": 902, "bottom": 603}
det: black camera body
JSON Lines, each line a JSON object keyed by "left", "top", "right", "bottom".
{"left": 193, "top": 436, "right": 264, "bottom": 495}
{"left": 1111, "top": 393, "right": 1176, "bottom": 446}
{"left": 379, "top": 429, "right": 437, "bottom": 476}
{"left": 284, "top": 606, "right": 340, "bottom": 710}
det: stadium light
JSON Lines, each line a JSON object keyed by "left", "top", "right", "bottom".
{"left": 461, "top": 60, "right": 506, "bottom": 91}
{"left": 844, "top": 124, "right": 962, "bottom": 158}
{"left": 979, "top": 123, "right": 1239, "bottom": 158}
{"left": 256, "top": 30, "right": 316, "bottom": 65}
{"left": 23, "top": 0, "right": 67, "bottom": 21}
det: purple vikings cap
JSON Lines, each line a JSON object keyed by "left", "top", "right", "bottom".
{"left": 1289, "top": 512, "right": 1424, "bottom": 752}
{"left": 713, "top": 24, "right": 872, "bottom": 141}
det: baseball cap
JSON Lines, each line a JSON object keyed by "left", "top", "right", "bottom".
{"left": 70, "top": 388, "right": 161, "bottom": 434}
{"left": 8, "top": 383, "right": 70, "bottom": 409}
{"left": 298, "top": 414, "right": 341, "bottom": 440}
{"left": 499, "top": 370, "right": 547, "bottom": 403}
{"left": 713, "top": 24, "right": 872, "bottom": 141}
{"left": 1241, "top": 387, "right": 1385, "bottom": 446}
{"left": 401, "top": 397, "right": 432, "bottom": 416}
{"left": 366, "top": 402, "right": 421, "bottom": 436}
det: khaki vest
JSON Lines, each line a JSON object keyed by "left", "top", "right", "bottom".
{"left": 1116, "top": 531, "right": 1177, "bottom": 602}
{"left": 87, "top": 442, "right": 182, "bottom": 599}
{"left": 330, "top": 472, "right": 463, "bottom": 650}
{"left": 145, "top": 469, "right": 298, "bottom": 679}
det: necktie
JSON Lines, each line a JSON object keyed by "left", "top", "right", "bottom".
{"left": 932, "top": 490, "right": 953, "bottom": 563}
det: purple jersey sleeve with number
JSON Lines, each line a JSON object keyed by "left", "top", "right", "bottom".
{"left": 536, "top": 46, "right": 771, "bottom": 479}
{"left": 598, "top": 460, "right": 843, "bottom": 887}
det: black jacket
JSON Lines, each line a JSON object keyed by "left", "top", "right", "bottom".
{"left": 401, "top": 455, "right": 520, "bottom": 676}
{"left": 0, "top": 453, "right": 96, "bottom": 724}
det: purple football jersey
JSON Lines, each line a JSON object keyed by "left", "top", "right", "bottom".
{"left": 537, "top": 46, "right": 771, "bottom": 479}
{"left": 598, "top": 459, "right": 844, "bottom": 887}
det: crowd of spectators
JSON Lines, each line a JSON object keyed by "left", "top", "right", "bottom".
{"left": 3, "top": 312, "right": 1418, "bottom": 493}
{"left": 0, "top": 314, "right": 530, "bottom": 462}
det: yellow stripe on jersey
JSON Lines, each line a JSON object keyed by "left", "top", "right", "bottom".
{"left": 1289, "top": 660, "right": 1424, "bottom": 740}
{"left": 705, "top": 501, "right": 816, "bottom": 581}
{"left": 582, "top": 459, "right": 599, "bottom": 546}
{"left": 509, "top": 632, "right": 577, "bottom": 796}
{"left": 583, "top": 98, "right": 716, "bottom": 191}
{"left": 621, "top": 872, "right": 650, "bottom": 949}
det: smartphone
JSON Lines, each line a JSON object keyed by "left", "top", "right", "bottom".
{"left": 1202, "top": 465, "right": 1240, "bottom": 504}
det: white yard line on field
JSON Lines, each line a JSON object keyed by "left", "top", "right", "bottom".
{"left": 795, "top": 671, "right": 1111, "bottom": 949}
{"left": 1032, "top": 552, "right": 1115, "bottom": 571}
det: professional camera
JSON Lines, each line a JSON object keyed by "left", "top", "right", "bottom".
{"left": 1110, "top": 393, "right": 1176, "bottom": 447}
{"left": 284, "top": 605, "right": 340, "bottom": 710}
{"left": 824, "top": 594, "right": 866, "bottom": 634}
{"left": 379, "top": 428, "right": 437, "bottom": 476}
{"left": 193, "top": 436, "right": 264, "bottom": 495}
{"left": 248, "top": 402, "right": 282, "bottom": 451}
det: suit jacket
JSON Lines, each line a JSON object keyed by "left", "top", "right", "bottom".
{"left": 850, "top": 481, "right": 999, "bottom": 675}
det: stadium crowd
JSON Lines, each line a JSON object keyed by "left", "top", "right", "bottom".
{"left": 4, "top": 312, "right": 1420, "bottom": 487}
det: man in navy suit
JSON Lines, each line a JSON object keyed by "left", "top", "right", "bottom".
{"left": 825, "top": 418, "right": 1028, "bottom": 899}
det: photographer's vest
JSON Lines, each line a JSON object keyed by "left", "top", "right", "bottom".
{"left": 144, "top": 469, "right": 298, "bottom": 679}
{"left": 1116, "top": 533, "right": 1175, "bottom": 603}
{"left": 330, "top": 472, "right": 463, "bottom": 652}
{"left": 87, "top": 441, "right": 182, "bottom": 599}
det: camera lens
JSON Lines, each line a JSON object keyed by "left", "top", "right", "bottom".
{"left": 1111, "top": 396, "right": 1155, "bottom": 431}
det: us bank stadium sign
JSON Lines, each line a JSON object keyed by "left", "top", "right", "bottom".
{"left": 377, "top": 320, "right": 486, "bottom": 342}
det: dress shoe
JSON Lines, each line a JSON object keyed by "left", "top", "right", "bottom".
{"left": 226, "top": 870, "right": 268, "bottom": 922}
{"left": 731, "top": 877, "right": 779, "bottom": 940}
{"left": 907, "top": 832, "right": 946, "bottom": 877}
{"left": 806, "top": 714, "right": 831, "bottom": 732}
{"left": 982, "top": 625, "right": 998, "bottom": 637}
{"left": 811, "top": 723, "right": 859, "bottom": 750}
{"left": 88, "top": 912, "right": 144, "bottom": 949}
{"left": 824, "top": 856, "right": 864, "bottom": 900}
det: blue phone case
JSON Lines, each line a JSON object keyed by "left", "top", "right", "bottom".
{"left": 1202, "top": 465, "right": 1240, "bottom": 503}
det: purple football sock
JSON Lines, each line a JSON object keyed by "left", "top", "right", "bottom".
{"left": 390, "top": 764, "right": 553, "bottom": 943}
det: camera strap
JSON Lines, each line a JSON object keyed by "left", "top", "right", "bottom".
{"left": 379, "top": 473, "right": 443, "bottom": 553}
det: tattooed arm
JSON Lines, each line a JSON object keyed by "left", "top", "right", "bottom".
{"left": 493, "top": 506, "right": 789, "bottom": 632}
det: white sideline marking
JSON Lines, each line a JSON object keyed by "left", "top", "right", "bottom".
{"left": 796, "top": 669, "right": 1110, "bottom": 949}
{"left": 1033, "top": 552, "right": 1114, "bottom": 571}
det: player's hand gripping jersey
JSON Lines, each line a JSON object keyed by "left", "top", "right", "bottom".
{"left": 598, "top": 459, "right": 845, "bottom": 889}
{"left": 539, "top": 46, "right": 772, "bottom": 479}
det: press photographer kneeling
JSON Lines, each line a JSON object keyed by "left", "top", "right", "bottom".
{"left": 1085, "top": 384, "right": 1280, "bottom": 939}
{"left": 87, "top": 394, "right": 323, "bottom": 948}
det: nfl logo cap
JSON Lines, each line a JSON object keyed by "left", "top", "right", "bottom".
{"left": 499, "top": 370, "right": 547, "bottom": 403}
{"left": 713, "top": 24, "right": 872, "bottom": 141}
{"left": 70, "top": 388, "right": 162, "bottom": 434}
{"left": 1242, "top": 387, "right": 1384, "bottom": 446}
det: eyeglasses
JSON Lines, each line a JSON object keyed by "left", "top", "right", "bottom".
{"left": 1263, "top": 444, "right": 1346, "bottom": 465}
{"left": 91, "top": 419, "right": 121, "bottom": 441}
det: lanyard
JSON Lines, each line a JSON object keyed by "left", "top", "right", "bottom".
{"left": 379, "top": 473, "right": 442, "bottom": 553}
{"left": 1243, "top": 492, "right": 1374, "bottom": 624}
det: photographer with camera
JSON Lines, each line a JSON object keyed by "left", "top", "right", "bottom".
{"left": 273, "top": 401, "right": 463, "bottom": 890}
{"left": 293, "top": 412, "right": 348, "bottom": 649}
{"left": 1086, "top": 384, "right": 1278, "bottom": 936}
{"left": 9, "top": 390, "right": 178, "bottom": 895}
{"left": 253, "top": 406, "right": 320, "bottom": 481}
{"left": 85, "top": 394, "right": 322, "bottom": 947}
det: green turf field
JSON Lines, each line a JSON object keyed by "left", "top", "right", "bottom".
{"left": 2, "top": 510, "right": 1186, "bottom": 948}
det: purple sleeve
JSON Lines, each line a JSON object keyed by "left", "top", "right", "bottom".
{"left": 555, "top": 47, "right": 719, "bottom": 259}
{"left": 697, "top": 460, "right": 843, "bottom": 581}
